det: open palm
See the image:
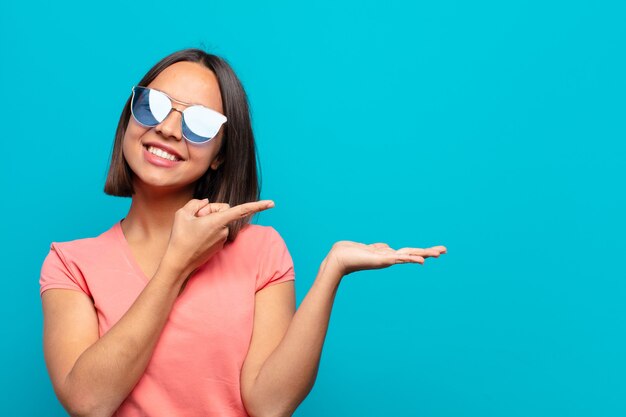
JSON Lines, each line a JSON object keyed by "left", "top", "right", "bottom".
{"left": 325, "top": 241, "right": 447, "bottom": 276}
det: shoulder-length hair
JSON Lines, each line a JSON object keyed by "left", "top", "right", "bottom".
{"left": 104, "top": 48, "right": 261, "bottom": 242}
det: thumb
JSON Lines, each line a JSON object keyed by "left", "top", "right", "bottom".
{"left": 181, "top": 198, "right": 210, "bottom": 215}
{"left": 196, "top": 203, "right": 231, "bottom": 217}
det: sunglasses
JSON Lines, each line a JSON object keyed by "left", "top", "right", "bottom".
{"left": 130, "top": 85, "right": 227, "bottom": 144}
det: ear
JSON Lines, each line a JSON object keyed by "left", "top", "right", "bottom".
{"left": 210, "top": 154, "right": 223, "bottom": 170}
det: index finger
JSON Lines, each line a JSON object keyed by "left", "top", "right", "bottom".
{"left": 430, "top": 245, "right": 447, "bottom": 253}
{"left": 212, "top": 200, "right": 275, "bottom": 224}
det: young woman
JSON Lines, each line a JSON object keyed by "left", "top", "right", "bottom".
{"left": 39, "top": 48, "right": 447, "bottom": 417}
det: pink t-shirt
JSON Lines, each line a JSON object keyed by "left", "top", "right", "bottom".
{"left": 39, "top": 221, "right": 295, "bottom": 417}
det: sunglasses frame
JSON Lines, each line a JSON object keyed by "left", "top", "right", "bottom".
{"left": 130, "top": 85, "right": 227, "bottom": 144}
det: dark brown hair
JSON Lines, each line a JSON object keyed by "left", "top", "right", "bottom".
{"left": 104, "top": 48, "right": 261, "bottom": 242}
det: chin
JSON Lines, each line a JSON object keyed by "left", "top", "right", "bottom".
{"left": 135, "top": 174, "right": 201, "bottom": 194}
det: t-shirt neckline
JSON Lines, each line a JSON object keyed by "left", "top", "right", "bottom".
{"left": 113, "top": 219, "right": 151, "bottom": 284}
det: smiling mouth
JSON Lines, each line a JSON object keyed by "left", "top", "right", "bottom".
{"left": 144, "top": 145, "right": 182, "bottom": 162}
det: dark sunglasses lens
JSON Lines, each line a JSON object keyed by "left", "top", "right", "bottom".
{"left": 182, "top": 106, "right": 225, "bottom": 144}
{"left": 182, "top": 122, "right": 212, "bottom": 143}
{"left": 131, "top": 87, "right": 167, "bottom": 126}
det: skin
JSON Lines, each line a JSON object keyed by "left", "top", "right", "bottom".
{"left": 41, "top": 61, "right": 447, "bottom": 417}
{"left": 121, "top": 61, "right": 226, "bottom": 259}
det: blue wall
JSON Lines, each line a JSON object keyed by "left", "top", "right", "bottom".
{"left": 2, "top": 0, "right": 624, "bottom": 415}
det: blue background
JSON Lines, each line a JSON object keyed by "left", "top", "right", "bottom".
{"left": 1, "top": 0, "right": 625, "bottom": 415}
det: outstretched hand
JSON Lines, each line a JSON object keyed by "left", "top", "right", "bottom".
{"left": 323, "top": 241, "right": 447, "bottom": 278}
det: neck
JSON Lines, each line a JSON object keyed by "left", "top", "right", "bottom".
{"left": 121, "top": 182, "right": 196, "bottom": 244}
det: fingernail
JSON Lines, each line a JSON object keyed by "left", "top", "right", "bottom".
{"left": 267, "top": 201, "right": 275, "bottom": 208}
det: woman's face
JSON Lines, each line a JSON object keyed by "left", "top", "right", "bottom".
{"left": 122, "top": 61, "right": 225, "bottom": 195}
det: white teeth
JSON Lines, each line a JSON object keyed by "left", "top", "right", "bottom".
{"left": 147, "top": 146, "right": 179, "bottom": 161}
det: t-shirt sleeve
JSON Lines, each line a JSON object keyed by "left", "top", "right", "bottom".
{"left": 40, "top": 243, "right": 92, "bottom": 298}
{"left": 255, "top": 227, "right": 295, "bottom": 292}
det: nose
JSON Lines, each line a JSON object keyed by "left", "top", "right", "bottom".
{"left": 155, "top": 107, "right": 184, "bottom": 141}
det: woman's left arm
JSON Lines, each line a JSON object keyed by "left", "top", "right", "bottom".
{"left": 240, "top": 242, "right": 447, "bottom": 417}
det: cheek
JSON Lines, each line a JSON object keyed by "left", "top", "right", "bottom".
{"left": 188, "top": 143, "right": 220, "bottom": 168}
{"left": 188, "top": 151, "right": 214, "bottom": 173}
{"left": 121, "top": 134, "right": 144, "bottom": 170}
{"left": 125, "top": 120, "right": 148, "bottom": 141}
{"left": 122, "top": 122, "right": 148, "bottom": 153}
{"left": 121, "top": 135, "right": 135, "bottom": 160}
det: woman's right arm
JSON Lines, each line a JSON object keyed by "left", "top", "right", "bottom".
{"left": 42, "top": 258, "right": 188, "bottom": 417}
{"left": 42, "top": 199, "right": 274, "bottom": 417}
